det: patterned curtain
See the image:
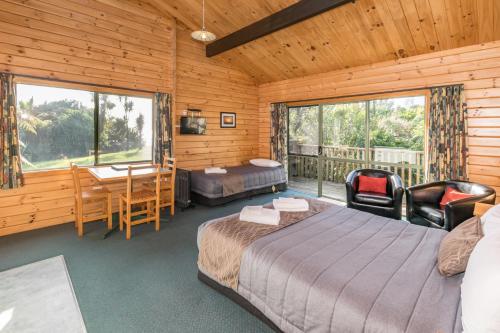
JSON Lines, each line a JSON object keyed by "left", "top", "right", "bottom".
{"left": 270, "top": 103, "right": 288, "bottom": 176}
{"left": 0, "top": 73, "right": 23, "bottom": 189}
{"left": 426, "top": 85, "right": 468, "bottom": 182}
{"left": 154, "top": 92, "right": 173, "bottom": 164}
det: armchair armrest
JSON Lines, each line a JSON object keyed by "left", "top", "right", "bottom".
{"left": 389, "top": 175, "right": 404, "bottom": 220}
{"left": 389, "top": 175, "right": 404, "bottom": 201}
{"left": 406, "top": 182, "right": 446, "bottom": 205}
{"left": 445, "top": 193, "right": 497, "bottom": 230}
{"left": 345, "top": 170, "right": 358, "bottom": 205}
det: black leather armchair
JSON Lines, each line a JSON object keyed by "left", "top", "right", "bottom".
{"left": 346, "top": 169, "right": 404, "bottom": 220}
{"left": 406, "top": 180, "right": 496, "bottom": 231}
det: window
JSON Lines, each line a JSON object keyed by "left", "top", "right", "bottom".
{"left": 16, "top": 84, "right": 153, "bottom": 171}
{"left": 97, "top": 94, "right": 153, "bottom": 164}
{"left": 288, "top": 106, "right": 319, "bottom": 156}
{"left": 287, "top": 93, "right": 426, "bottom": 199}
{"left": 322, "top": 102, "right": 367, "bottom": 160}
{"left": 368, "top": 96, "right": 425, "bottom": 165}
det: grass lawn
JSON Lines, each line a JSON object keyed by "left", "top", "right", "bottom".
{"left": 23, "top": 149, "right": 151, "bottom": 171}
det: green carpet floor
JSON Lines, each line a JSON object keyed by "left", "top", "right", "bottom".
{"left": 0, "top": 190, "right": 306, "bottom": 333}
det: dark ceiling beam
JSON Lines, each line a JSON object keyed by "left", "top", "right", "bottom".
{"left": 206, "top": 0, "right": 355, "bottom": 57}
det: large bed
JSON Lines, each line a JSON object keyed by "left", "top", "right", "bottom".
{"left": 190, "top": 165, "right": 287, "bottom": 206}
{"left": 197, "top": 199, "right": 463, "bottom": 333}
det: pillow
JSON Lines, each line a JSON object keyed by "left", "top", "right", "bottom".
{"left": 249, "top": 159, "right": 281, "bottom": 168}
{"left": 357, "top": 175, "right": 387, "bottom": 195}
{"left": 481, "top": 204, "right": 500, "bottom": 236}
{"left": 461, "top": 235, "right": 500, "bottom": 332}
{"left": 437, "top": 216, "right": 483, "bottom": 277}
{"left": 439, "top": 186, "right": 475, "bottom": 209}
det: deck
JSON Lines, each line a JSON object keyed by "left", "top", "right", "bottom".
{"left": 288, "top": 177, "right": 346, "bottom": 201}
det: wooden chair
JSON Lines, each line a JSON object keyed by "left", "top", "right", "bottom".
{"left": 119, "top": 165, "right": 161, "bottom": 240}
{"left": 142, "top": 157, "right": 177, "bottom": 216}
{"left": 70, "top": 163, "right": 113, "bottom": 237}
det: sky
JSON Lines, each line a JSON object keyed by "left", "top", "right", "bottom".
{"left": 16, "top": 84, "right": 153, "bottom": 142}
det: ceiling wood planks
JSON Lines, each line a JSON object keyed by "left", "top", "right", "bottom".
{"left": 205, "top": 0, "right": 354, "bottom": 57}
{"left": 145, "top": 0, "right": 500, "bottom": 83}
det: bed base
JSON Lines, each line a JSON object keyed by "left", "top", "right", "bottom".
{"left": 197, "top": 271, "right": 283, "bottom": 333}
{"left": 191, "top": 183, "right": 288, "bottom": 207}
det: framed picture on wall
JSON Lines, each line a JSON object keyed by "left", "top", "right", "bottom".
{"left": 220, "top": 112, "right": 236, "bottom": 128}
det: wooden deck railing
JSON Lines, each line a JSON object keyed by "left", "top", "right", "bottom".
{"left": 288, "top": 145, "right": 425, "bottom": 188}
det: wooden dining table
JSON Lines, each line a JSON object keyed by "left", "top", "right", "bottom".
{"left": 86, "top": 165, "right": 172, "bottom": 238}
{"left": 87, "top": 165, "right": 172, "bottom": 182}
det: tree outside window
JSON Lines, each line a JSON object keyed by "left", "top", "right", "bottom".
{"left": 16, "top": 84, "right": 153, "bottom": 171}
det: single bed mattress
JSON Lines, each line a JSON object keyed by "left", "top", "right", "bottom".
{"left": 197, "top": 202, "right": 463, "bottom": 333}
{"left": 191, "top": 165, "right": 287, "bottom": 199}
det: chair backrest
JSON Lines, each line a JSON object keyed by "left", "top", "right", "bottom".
{"left": 445, "top": 180, "right": 496, "bottom": 197}
{"left": 70, "top": 162, "right": 82, "bottom": 200}
{"left": 70, "top": 163, "right": 85, "bottom": 220}
{"left": 126, "top": 164, "right": 161, "bottom": 199}
{"left": 163, "top": 157, "right": 177, "bottom": 188}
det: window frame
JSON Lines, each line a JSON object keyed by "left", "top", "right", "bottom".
{"left": 15, "top": 80, "right": 155, "bottom": 172}
{"left": 287, "top": 90, "right": 430, "bottom": 189}
{"left": 287, "top": 90, "right": 430, "bottom": 160}
{"left": 319, "top": 96, "right": 427, "bottom": 168}
{"left": 93, "top": 91, "right": 154, "bottom": 166}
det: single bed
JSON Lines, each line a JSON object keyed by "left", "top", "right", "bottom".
{"left": 197, "top": 199, "right": 463, "bottom": 333}
{"left": 190, "top": 164, "right": 287, "bottom": 206}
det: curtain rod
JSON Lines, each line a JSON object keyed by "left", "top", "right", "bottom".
{"left": 276, "top": 84, "right": 464, "bottom": 105}
{"left": 3, "top": 72, "right": 162, "bottom": 95}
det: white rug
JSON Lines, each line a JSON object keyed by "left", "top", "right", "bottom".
{"left": 0, "top": 255, "right": 86, "bottom": 333}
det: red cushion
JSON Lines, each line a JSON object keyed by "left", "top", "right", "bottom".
{"left": 440, "top": 187, "right": 475, "bottom": 209}
{"left": 358, "top": 175, "right": 387, "bottom": 195}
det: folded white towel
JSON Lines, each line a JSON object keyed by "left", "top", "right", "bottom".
{"left": 273, "top": 197, "right": 309, "bottom": 212}
{"left": 239, "top": 206, "right": 280, "bottom": 225}
{"left": 205, "top": 167, "right": 227, "bottom": 174}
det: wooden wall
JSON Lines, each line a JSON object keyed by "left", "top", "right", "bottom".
{"left": 0, "top": 0, "right": 175, "bottom": 92}
{"left": 0, "top": 0, "right": 176, "bottom": 236}
{"left": 0, "top": 4, "right": 261, "bottom": 236}
{"left": 0, "top": 169, "right": 127, "bottom": 236}
{"left": 174, "top": 24, "right": 260, "bottom": 169}
{"left": 258, "top": 41, "right": 500, "bottom": 202}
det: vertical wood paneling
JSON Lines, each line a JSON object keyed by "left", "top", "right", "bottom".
{"left": 258, "top": 41, "right": 500, "bottom": 202}
{"left": 477, "top": 0, "right": 495, "bottom": 43}
{"left": 495, "top": 0, "right": 500, "bottom": 39}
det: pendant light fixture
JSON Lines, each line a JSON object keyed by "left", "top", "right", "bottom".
{"left": 191, "top": 0, "right": 217, "bottom": 42}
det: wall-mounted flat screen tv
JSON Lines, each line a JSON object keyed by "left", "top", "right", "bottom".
{"left": 180, "top": 116, "right": 207, "bottom": 135}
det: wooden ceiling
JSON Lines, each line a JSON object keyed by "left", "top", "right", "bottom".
{"left": 146, "top": 0, "right": 500, "bottom": 84}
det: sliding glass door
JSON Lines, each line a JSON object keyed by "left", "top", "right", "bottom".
{"left": 320, "top": 102, "right": 367, "bottom": 200}
{"left": 367, "top": 97, "right": 426, "bottom": 186}
{"left": 288, "top": 105, "right": 319, "bottom": 196}
{"left": 287, "top": 95, "right": 426, "bottom": 200}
